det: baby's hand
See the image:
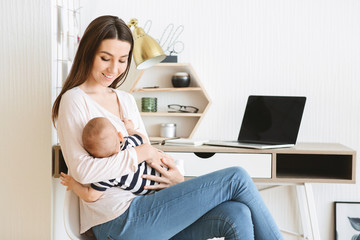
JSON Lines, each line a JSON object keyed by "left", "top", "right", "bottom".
{"left": 60, "top": 172, "right": 76, "bottom": 191}
{"left": 123, "top": 118, "right": 135, "bottom": 131}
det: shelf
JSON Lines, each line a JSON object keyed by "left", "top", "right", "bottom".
{"left": 132, "top": 87, "right": 202, "bottom": 92}
{"left": 129, "top": 63, "right": 211, "bottom": 139}
{"left": 149, "top": 136, "right": 178, "bottom": 143}
{"left": 275, "top": 153, "right": 353, "bottom": 181}
{"left": 140, "top": 112, "right": 202, "bottom": 117}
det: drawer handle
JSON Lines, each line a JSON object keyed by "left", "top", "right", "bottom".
{"left": 194, "top": 152, "right": 215, "bottom": 159}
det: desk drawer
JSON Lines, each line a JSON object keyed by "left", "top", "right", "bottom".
{"left": 167, "top": 152, "right": 272, "bottom": 178}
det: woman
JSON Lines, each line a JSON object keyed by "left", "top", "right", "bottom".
{"left": 52, "top": 15, "right": 284, "bottom": 240}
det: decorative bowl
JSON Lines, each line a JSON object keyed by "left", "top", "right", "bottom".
{"left": 172, "top": 72, "right": 190, "bottom": 87}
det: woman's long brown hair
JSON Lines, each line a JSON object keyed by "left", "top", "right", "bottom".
{"left": 51, "top": 15, "right": 134, "bottom": 127}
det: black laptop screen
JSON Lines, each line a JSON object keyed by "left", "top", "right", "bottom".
{"left": 238, "top": 95, "right": 306, "bottom": 145}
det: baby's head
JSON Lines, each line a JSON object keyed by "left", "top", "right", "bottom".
{"left": 82, "top": 117, "right": 120, "bottom": 158}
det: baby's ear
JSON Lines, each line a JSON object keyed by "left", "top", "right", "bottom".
{"left": 118, "top": 132, "right": 124, "bottom": 142}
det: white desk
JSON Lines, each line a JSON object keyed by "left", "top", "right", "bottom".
{"left": 155, "top": 142, "right": 356, "bottom": 240}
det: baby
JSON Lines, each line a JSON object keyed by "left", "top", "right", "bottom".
{"left": 60, "top": 117, "right": 160, "bottom": 202}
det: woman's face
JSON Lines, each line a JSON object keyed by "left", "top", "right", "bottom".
{"left": 89, "top": 39, "right": 131, "bottom": 87}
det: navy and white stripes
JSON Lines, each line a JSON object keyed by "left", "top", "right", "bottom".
{"left": 90, "top": 134, "right": 160, "bottom": 195}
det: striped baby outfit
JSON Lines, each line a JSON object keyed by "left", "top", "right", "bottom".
{"left": 91, "top": 134, "right": 160, "bottom": 195}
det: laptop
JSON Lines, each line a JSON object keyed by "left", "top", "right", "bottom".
{"left": 205, "top": 95, "right": 306, "bottom": 149}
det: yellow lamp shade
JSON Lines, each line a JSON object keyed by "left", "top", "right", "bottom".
{"left": 129, "top": 19, "right": 166, "bottom": 69}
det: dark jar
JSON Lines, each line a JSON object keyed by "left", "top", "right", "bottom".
{"left": 172, "top": 72, "right": 190, "bottom": 87}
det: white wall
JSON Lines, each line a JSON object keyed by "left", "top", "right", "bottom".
{"left": 52, "top": 0, "right": 360, "bottom": 239}
{"left": 0, "top": 0, "right": 52, "bottom": 239}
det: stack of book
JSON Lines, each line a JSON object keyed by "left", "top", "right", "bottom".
{"left": 164, "top": 138, "right": 209, "bottom": 146}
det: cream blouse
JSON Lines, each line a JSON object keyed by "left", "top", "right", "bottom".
{"left": 57, "top": 87, "right": 148, "bottom": 233}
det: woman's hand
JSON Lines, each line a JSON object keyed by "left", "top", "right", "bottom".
{"left": 142, "top": 154, "right": 184, "bottom": 190}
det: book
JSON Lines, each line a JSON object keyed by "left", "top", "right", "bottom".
{"left": 164, "top": 138, "right": 209, "bottom": 146}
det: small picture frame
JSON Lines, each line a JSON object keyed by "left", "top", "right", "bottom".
{"left": 334, "top": 201, "right": 360, "bottom": 240}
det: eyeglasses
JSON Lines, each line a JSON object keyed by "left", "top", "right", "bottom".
{"left": 168, "top": 104, "right": 199, "bottom": 113}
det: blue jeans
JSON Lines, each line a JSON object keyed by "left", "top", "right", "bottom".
{"left": 92, "top": 167, "right": 284, "bottom": 240}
